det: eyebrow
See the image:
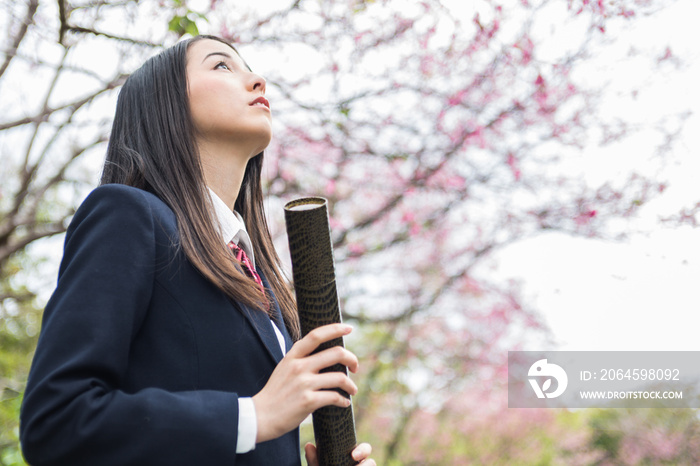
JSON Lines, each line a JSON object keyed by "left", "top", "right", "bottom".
{"left": 201, "top": 51, "right": 253, "bottom": 71}
{"left": 201, "top": 51, "right": 233, "bottom": 63}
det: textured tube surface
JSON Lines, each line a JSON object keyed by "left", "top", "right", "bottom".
{"left": 284, "top": 197, "right": 358, "bottom": 466}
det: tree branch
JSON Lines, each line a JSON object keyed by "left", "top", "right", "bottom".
{"left": 58, "top": 0, "right": 68, "bottom": 44}
{"left": 0, "top": 292, "right": 34, "bottom": 303}
{"left": 383, "top": 404, "right": 420, "bottom": 464}
{"left": 0, "top": 0, "right": 39, "bottom": 80}
{"left": 0, "top": 221, "right": 70, "bottom": 266}
{"left": 0, "top": 72, "right": 127, "bottom": 131}
{"left": 66, "top": 26, "right": 161, "bottom": 47}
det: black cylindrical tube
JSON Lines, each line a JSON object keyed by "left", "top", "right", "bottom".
{"left": 284, "top": 197, "right": 358, "bottom": 466}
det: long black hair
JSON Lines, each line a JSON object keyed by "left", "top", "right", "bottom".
{"left": 101, "top": 35, "right": 300, "bottom": 340}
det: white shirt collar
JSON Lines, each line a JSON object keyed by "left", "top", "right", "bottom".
{"left": 208, "top": 190, "right": 287, "bottom": 354}
{"left": 208, "top": 187, "right": 255, "bottom": 267}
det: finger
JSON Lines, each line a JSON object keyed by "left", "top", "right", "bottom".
{"left": 352, "top": 442, "right": 372, "bottom": 462}
{"left": 288, "top": 324, "right": 352, "bottom": 358}
{"left": 290, "top": 324, "right": 352, "bottom": 358}
{"left": 306, "top": 346, "right": 359, "bottom": 374}
{"left": 304, "top": 443, "right": 318, "bottom": 466}
{"left": 311, "top": 371, "right": 358, "bottom": 396}
{"left": 305, "top": 389, "right": 352, "bottom": 412}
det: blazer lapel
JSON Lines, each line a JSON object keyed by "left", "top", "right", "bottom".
{"left": 259, "top": 270, "right": 294, "bottom": 353}
{"left": 238, "top": 300, "right": 284, "bottom": 364}
{"left": 232, "top": 268, "right": 292, "bottom": 364}
{"left": 260, "top": 268, "right": 294, "bottom": 354}
{"left": 270, "top": 296, "right": 294, "bottom": 354}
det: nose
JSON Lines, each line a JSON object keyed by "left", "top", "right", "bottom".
{"left": 252, "top": 73, "right": 266, "bottom": 94}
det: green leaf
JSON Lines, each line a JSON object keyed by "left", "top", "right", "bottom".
{"left": 184, "top": 18, "right": 199, "bottom": 37}
{"left": 168, "top": 15, "right": 184, "bottom": 33}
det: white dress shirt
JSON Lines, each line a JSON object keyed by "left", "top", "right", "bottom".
{"left": 208, "top": 188, "right": 287, "bottom": 454}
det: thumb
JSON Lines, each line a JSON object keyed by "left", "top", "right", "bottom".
{"left": 304, "top": 442, "right": 318, "bottom": 466}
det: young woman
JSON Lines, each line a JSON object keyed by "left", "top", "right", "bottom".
{"left": 20, "top": 35, "right": 374, "bottom": 466}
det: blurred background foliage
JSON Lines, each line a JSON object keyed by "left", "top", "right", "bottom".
{"left": 1, "top": 253, "right": 41, "bottom": 466}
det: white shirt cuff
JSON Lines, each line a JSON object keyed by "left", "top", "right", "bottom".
{"left": 236, "top": 397, "right": 257, "bottom": 453}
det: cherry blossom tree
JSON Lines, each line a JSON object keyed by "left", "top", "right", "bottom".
{"left": 0, "top": 0, "right": 692, "bottom": 463}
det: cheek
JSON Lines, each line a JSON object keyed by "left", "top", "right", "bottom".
{"left": 189, "top": 83, "right": 222, "bottom": 130}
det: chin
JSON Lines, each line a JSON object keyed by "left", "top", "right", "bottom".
{"left": 255, "top": 131, "right": 273, "bottom": 154}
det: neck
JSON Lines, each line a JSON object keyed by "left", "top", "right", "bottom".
{"left": 198, "top": 140, "right": 253, "bottom": 210}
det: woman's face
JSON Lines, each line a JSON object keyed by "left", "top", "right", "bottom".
{"left": 186, "top": 39, "right": 272, "bottom": 157}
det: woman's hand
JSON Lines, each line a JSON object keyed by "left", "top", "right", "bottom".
{"left": 304, "top": 442, "right": 375, "bottom": 465}
{"left": 252, "top": 323, "right": 359, "bottom": 443}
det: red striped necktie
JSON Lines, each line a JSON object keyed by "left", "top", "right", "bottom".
{"left": 227, "top": 241, "right": 265, "bottom": 295}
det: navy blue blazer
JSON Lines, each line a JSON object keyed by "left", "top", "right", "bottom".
{"left": 20, "top": 184, "right": 301, "bottom": 466}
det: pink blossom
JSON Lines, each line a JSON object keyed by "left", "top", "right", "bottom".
{"left": 420, "top": 55, "right": 434, "bottom": 76}
{"left": 348, "top": 243, "right": 366, "bottom": 255}
{"left": 460, "top": 276, "right": 483, "bottom": 294}
{"left": 396, "top": 18, "right": 414, "bottom": 31}
{"left": 419, "top": 26, "right": 436, "bottom": 49}
{"left": 445, "top": 175, "right": 466, "bottom": 189}
{"left": 447, "top": 124, "right": 465, "bottom": 144}
{"left": 328, "top": 216, "right": 341, "bottom": 230}
{"left": 466, "top": 126, "right": 487, "bottom": 148}
{"left": 659, "top": 46, "right": 673, "bottom": 62}
{"left": 574, "top": 209, "right": 597, "bottom": 225}
{"left": 507, "top": 153, "right": 522, "bottom": 181}
{"left": 447, "top": 89, "right": 467, "bottom": 107}
{"left": 514, "top": 36, "right": 534, "bottom": 65}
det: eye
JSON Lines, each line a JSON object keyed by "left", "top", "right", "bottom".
{"left": 214, "top": 61, "right": 231, "bottom": 71}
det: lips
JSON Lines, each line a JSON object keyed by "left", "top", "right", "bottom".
{"left": 250, "top": 96, "right": 270, "bottom": 110}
